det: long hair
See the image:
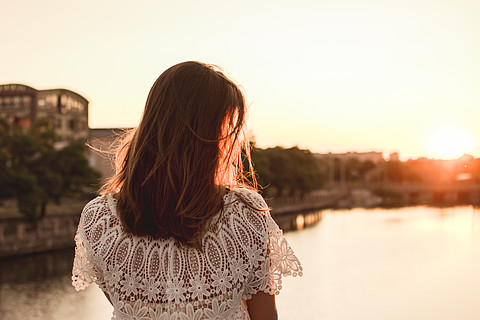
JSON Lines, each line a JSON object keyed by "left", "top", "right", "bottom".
{"left": 101, "top": 61, "right": 255, "bottom": 247}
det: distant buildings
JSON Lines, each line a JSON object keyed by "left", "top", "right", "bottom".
{"left": 0, "top": 83, "right": 132, "bottom": 181}
{"left": 0, "top": 84, "right": 89, "bottom": 143}
{"left": 389, "top": 152, "right": 400, "bottom": 161}
{"left": 315, "top": 151, "right": 385, "bottom": 164}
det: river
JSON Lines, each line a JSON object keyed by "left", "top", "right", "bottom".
{"left": 1, "top": 205, "right": 480, "bottom": 320}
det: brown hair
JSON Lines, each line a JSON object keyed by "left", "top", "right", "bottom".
{"left": 101, "top": 61, "right": 255, "bottom": 247}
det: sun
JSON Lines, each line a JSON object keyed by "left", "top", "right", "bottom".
{"left": 426, "top": 126, "right": 473, "bottom": 159}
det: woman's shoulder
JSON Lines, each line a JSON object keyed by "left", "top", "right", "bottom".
{"left": 222, "top": 188, "right": 273, "bottom": 235}
{"left": 80, "top": 193, "right": 117, "bottom": 227}
{"left": 228, "top": 187, "right": 270, "bottom": 213}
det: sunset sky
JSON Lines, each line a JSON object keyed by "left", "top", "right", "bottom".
{"left": 1, "top": 0, "right": 479, "bottom": 160}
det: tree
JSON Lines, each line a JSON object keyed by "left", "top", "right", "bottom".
{"left": 0, "top": 118, "right": 100, "bottom": 220}
{"left": 250, "top": 145, "right": 327, "bottom": 197}
{"left": 385, "top": 160, "right": 422, "bottom": 183}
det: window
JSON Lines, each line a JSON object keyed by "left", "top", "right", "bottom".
{"left": 72, "top": 100, "right": 79, "bottom": 112}
{"left": 13, "top": 96, "right": 21, "bottom": 108}
{"left": 67, "top": 97, "right": 73, "bottom": 111}
{"left": 38, "top": 98, "right": 46, "bottom": 108}
{"left": 71, "top": 99, "right": 84, "bottom": 112}
{"left": 22, "top": 96, "right": 31, "bottom": 108}
{"left": 46, "top": 94, "right": 57, "bottom": 108}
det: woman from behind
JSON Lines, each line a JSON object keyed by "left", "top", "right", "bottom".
{"left": 72, "top": 61, "right": 302, "bottom": 320}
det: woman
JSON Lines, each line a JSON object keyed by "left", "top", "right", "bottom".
{"left": 72, "top": 61, "right": 302, "bottom": 320}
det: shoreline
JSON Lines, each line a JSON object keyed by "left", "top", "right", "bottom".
{"left": 2, "top": 187, "right": 479, "bottom": 259}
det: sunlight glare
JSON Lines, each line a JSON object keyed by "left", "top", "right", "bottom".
{"left": 427, "top": 126, "right": 473, "bottom": 159}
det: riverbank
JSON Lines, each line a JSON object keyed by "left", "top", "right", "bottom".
{"left": 2, "top": 186, "right": 478, "bottom": 258}
{"left": 0, "top": 214, "right": 79, "bottom": 258}
{"left": 0, "top": 190, "right": 342, "bottom": 258}
{"left": 267, "top": 188, "right": 349, "bottom": 215}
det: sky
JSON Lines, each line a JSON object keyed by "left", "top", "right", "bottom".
{"left": 1, "top": 0, "right": 479, "bottom": 160}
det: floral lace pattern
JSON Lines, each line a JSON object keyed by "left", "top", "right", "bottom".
{"left": 72, "top": 188, "right": 302, "bottom": 320}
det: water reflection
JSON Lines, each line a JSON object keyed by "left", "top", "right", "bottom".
{"left": 275, "top": 210, "right": 322, "bottom": 232}
{"left": 0, "top": 249, "right": 74, "bottom": 284}
{"left": 0, "top": 249, "right": 113, "bottom": 320}
{"left": 276, "top": 205, "right": 480, "bottom": 320}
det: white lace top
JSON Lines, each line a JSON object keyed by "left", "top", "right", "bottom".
{"left": 72, "top": 188, "right": 302, "bottom": 320}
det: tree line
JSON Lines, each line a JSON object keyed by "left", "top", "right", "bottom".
{"left": 5, "top": 117, "right": 476, "bottom": 220}
{"left": 249, "top": 144, "right": 327, "bottom": 197}
{"left": 0, "top": 118, "right": 99, "bottom": 220}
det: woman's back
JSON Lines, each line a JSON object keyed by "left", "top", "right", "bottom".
{"left": 72, "top": 188, "right": 302, "bottom": 319}
{"left": 72, "top": 61, "right": 302, "bottom": 319}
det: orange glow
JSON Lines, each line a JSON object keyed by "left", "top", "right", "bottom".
{"left": 427, "top": 126, "right": 473, "bottom": 160}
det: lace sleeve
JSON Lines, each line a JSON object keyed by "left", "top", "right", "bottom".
{"left": 237, "top": 189, "right": 303, "bottom": 297}
{"left": 71, "top": 225, "right": 96, "bottom": 291}
{"left": 264, "top": 211, "right": 303, "bottom": 294}
{"left": 71, "top": 197, "right": 106, "bottom": 291}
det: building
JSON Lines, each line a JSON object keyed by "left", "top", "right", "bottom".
{"left": 0, "top": 83, "right": 89, "bottom": 142}
{"left": 389, "top": 152, "right": 400, "bottom": 161}
{"left": 315, "top": 151, "right": 385, "bottom": 164}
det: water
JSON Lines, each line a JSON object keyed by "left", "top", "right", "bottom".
{"left": 1, "top": 206, "right": 480, "bottom": 320}
{"left": 277, "top": 206, "right": 480, "bottom": 320}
